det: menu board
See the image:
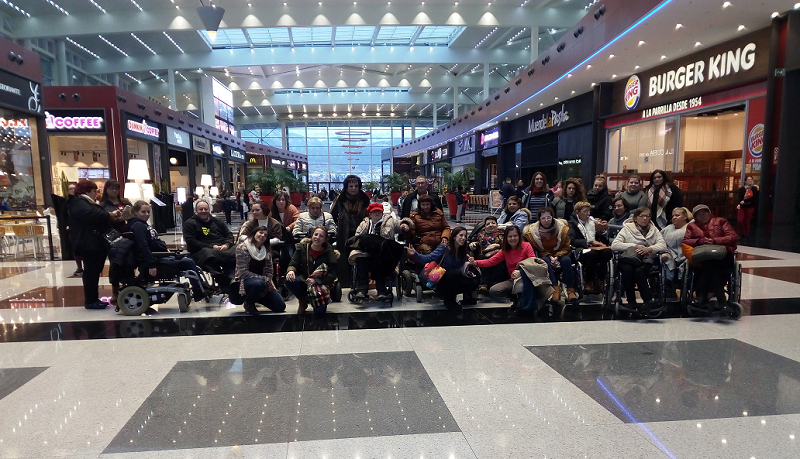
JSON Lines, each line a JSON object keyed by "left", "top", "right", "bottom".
{"left": 78, "top": 168, "right": 110, "bottom": 179}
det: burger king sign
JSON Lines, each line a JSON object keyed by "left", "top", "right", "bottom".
{"left": 624, "top": 75, "right": 641, "bottom": 110}
{"left": 748, "top": 124, "right": 764, "bottom": 162}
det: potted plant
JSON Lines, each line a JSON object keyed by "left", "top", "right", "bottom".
{"left": 384, "top": 172, "right": 407, "bottom": 205}
{"left": 286, "top": 171, "right": 309, "bottom": 206}
{"left": 248, "top": 170, "right": 279, "bottom": 207}
{"left": 364, "top": 181, "right": 379, "bottom": 199}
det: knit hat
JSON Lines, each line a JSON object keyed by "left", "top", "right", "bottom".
{"left": 367, "top": 202, "right": 384, "bottom": 213}
{"left": 692, "top": 204, "right": 710, "bottom": 215}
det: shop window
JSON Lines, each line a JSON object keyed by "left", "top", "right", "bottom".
{"left": 49, "top": 135, "right": 109, "bottom": 196}
{"left": 0, "top": 111, "right": 39, "bottom": 209}
{"left": 678, "top": 109, "right": 745, "bottom": 191}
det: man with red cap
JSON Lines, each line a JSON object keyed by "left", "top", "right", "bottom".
{"left": 348, "top": 201, "right": 411, "bottom": 301}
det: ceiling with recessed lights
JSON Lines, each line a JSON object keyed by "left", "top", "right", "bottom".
{"left": 0, "top": 0, "right": 592, "bottom": 121}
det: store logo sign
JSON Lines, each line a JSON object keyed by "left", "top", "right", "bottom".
{"left": 528, "top": 105, "right": 570, "bottom": 133}
{"left": 212, "top": 143, "right": 225, "bottom": 157}
{"left": 192, "top": 136, "right": 210, "bottom": 153}
{"left": 0, "top": 118, "right": 29, "bottom": 128}
{"left": 481, "top": 127, "right": 499, "bottom": 147}
{"left": 748, "top": 124, "right": 764, "bottom": 158}
{"left": 127, "top": 119, "right": 159, "bottom": 138}
{"left": 46, "top": 111, "right": 103, "bottom": 130}
{"left": 624, "top": 75, "right": 641, "bottom": 110}
{"left": 230, "top": 149, "right": 245, "bottom": 160}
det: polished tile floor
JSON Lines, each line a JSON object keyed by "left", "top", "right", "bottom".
{"left": 2, "top": 216, "right": 800, "bottom": 458}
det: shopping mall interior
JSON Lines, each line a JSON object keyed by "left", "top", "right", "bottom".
{"left": 2, "top": 0, "right": 800, "bottom": 457}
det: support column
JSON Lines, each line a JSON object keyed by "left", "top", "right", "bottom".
{"left": 433, "top": 104, "right": 437, "bottom": 128}
{"left": 483, "top": 64, "right": 490, "bottom": 99}
{"left": 410, "top": 118, "right": 416, "bottom": 139}
{"left": 167, "top": 68, "right": 177, "bottom": 111}
{"left": 111, "top": 74, "right": 120, "bottom": 88}
{"left": 453, "top": 86, "right": 459, "bottom": 118}
{"left": 280, "top": 119, "right": 288, "bottom": 149}
{"left": 56, "top": 39, "right": 68, "bottom": 86}
{"left": 531, "top": 31, "right": 540, "bottom": 63}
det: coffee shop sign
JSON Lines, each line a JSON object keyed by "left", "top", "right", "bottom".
{"left": 528, "top": 105, "right": 570, "bottom": 134}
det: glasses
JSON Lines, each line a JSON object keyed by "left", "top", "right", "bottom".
{"left": 638, "top": 214, "right": 651, "bottom": 219}
{"left": 540, "top": 216, "right": 553, "bottom": 221}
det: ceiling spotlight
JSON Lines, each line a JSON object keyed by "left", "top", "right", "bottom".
{"left": 695, "top": 42, "right": 702, "bottom": 47}
{"left": 772, "top": 12, "right": 779, "bottom": 18}
{"left": 723, "top": 1, "right": 731, "bottom": 7}
{"left": 738, "top": 24, "right": 746, "bottom": 31}
{"left": 675, "top": 23, "right": 683, "bottom": 29}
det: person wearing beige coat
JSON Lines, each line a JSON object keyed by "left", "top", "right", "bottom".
{"left": 611, "top": 207, "right": 667, "bottom": 312}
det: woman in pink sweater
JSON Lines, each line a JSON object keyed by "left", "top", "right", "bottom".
{"left": 475, "top": 225, "right": 536, "bottom": 299}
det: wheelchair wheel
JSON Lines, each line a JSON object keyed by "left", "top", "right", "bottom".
{"left": 402, "top": 270, "right": 414, "bottom": 297}
{"left": 727, "top": 302, "right": 744, "bottom": 319}
{"left": 729, "top": 263, "right": 742, "bottom": 303}
{"left": 178, "top": 293, "right": 190, "bottom": 313}
{"left": 415, "top": 284, "right": 423, "bottom": 303}
{"left": 118, "top": 286, "right": 150, "bottom": 316}
{"left": 395, "top": 273, "right": 403, "bottom": 299}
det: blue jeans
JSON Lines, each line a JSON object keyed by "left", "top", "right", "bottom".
{"left": 242, "top": 278, "right": 287, "bottom": 311}
{"left": 159, "top": 256, "right": 204, "bottom": 292}
{"left": 543, "top": 254, "right": 574, "bottom": 288}
{"left": 284, "top": 278, "right": 308, "bottom": 299}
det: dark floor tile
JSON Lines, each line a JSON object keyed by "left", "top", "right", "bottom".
{"left": 0, "top": 285, "right": 114, "bottom": 310}
{"left": 745, "top": 298, "right": 800, "bottom": 315}
{"left": 0, "top": 366, "right": 48, "bottom": 400}
{"left": 736, "top": 253, "right": 779, "bottom": 261}
{"left": 103, "top": 352, "right": 458, "bottom": 453}
{"left": 742, "top": 266, "right": 800, "bottom": 284}
{"left": 528, "top": 339, "right": 800, "bottom": 423}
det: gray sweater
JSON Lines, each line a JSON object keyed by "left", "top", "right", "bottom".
{"left": 660, "top": 223, "right": 689, "bottom": 270}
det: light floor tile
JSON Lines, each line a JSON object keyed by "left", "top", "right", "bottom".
{"left": 285, "top": 433, "right": 477, "bottom": 459}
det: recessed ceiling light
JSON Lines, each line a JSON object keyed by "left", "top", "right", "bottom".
{"left": 675, "top": 23, "right": 683, "bottom": 29}
{"left": 540, "top": 103, "right": 544, "bottom": 106}
{"left": 638, "top": 41, "right": 645, "bottom": 46}
{"left": 772, "top": 12, "right": 779, "bottom": 18}
{"left": 738, "top": 25, "right": 746, "bottom": 31}
{"left": 695, "top": 42, "right": 702, "bottom": 47}
{"left": 661, "top": 55, "right": 667, "bottom": 59}
{"left": 723, "top": 1, "right": 731, "bottom": 7}
{"left": 586, "top": 64, "right": 592, "bottom": 69}
{"left": 609, "top": 54, "right": 615, "bottom": 59}
{"left": 612, "top": 74, "right": 617, "bottom": 78}
{"left": 635, "top": 65, "right": 640, "bottom": 69}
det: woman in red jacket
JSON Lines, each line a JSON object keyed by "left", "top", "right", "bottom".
{"left": 682, "top": 204, "right": 738, "bottom": 309}
{"left": 475, "top": 225, "right": 536, "bottom": 299}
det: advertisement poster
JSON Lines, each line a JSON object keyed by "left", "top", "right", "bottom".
{"left": 152, "top": 144, "right": 162, "bottom": 183}
{"left": 745, "top": 96, "right": 766, "bottom": 168}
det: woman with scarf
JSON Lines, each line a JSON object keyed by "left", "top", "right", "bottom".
{"left": 234, "top": 224, "right": 287, "bottom": 316}
{"left": 330, "top": 175, "right": 371, "bottom": 284}
{"left": 521, "top": 171, "right": 554, "bottom": 223}
{"left": 660, "top": 206, "right": 693, "bottom": 298}
{"left": 568, "top": 201, "right": 613, "bottom": 292}
{"left": 468, "top": 215, "right": 506, "bottom": 293}
{"left": 68, "top": 181, "right": 122, "bottom": 309}
{"left": 475, "top": 225, "right": 536, "bottom": 299}
{"left": 525, "top": 207, "right": 577, "bottom": 302}
{"left": 286, "top": 227, "right": 340, "bottom": 316}
{"left": 611, "top": 207, "right": 667, "bottom": 314}
{"left": 407, "top": 226, "right": 479, "bottom": 311}
{"left": 497, "top": 196, "right": 531, "bottom": 232}
{"left": 551, "top": 178, "right": 586, "bottom": 220}
{"left": 407, "top": 194, "right": 451, "bottom": 251}
{"left": 645, "top": 169, "right": 683, "bottom": 230}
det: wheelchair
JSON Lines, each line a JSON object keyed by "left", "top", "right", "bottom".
{"left": 348, "top": 261, "right": 403, "bottom": 306}
{"left": 679, "top": 252, "right": 743, "bottom": 319}
{"left": 607, "top": 252, "right": 668, "bottom": 319}
{"left": 116, "top": 252, "right": 213, "bottom": 316}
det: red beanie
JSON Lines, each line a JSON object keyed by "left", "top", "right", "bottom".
{"left": 367, "top": 202, "right": 384, "bottom": 213}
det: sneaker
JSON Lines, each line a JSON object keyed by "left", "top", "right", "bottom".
{"left": 69, "top": 270, "right": 83, "bottom": 278}
{"left": 376, "top": 293, "right": 390, "bottom": 302}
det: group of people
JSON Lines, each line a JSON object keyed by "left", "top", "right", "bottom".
{"left": 63, "top": 168, "right": 745, "bottom": 319}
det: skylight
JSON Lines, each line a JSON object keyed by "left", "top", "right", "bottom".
{"left": 375, "top": 26, "right": 418, "bottom": 44}
{"left": 416, "top": 26, "right": 464, "bottom": 45}
{"left": 291, "top": 27, "right": 333, "bottom": 45}
{"left": 335, "top": 26, "right": 376, "bottom": 45}
{"left": 247, "top": 28, "right": 291, "bottom": 46}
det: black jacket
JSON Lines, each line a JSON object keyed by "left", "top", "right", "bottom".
{"left": 330, "top": 190, "right": 371, "bottom": 244}
{"left": 455, "top": 190, "right": 464, "bottom": 205}
{"left": 288, "top": 239, "right": 339, "bottom": 285}
{"left": 182, "top": 214, "right": 234, "bottom": 255}
{"left": 129, "top": 217, "right": 168, "bottom": 269}
{"left": 399, "top": 190, "right": 443, "bottom": 219}
{"left": 501, "top": 182, "right": 516, "bottom": 200}
{"left": 587, "top": 188, "right": 613, "bottom": 221}
{"left": 67, "top": 195, "right": 113, "bottom": 253}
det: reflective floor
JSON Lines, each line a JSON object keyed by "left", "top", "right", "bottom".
{"left": 2, "top": 215, "right": 800, "bottom": 458}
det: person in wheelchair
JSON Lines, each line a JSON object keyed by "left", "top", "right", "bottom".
{"left": 682, "top": 204, "right": 739, "bottom": 310}
{"left": 525, "top": 207, "right": 577, "bottom": 302}
{"left": 475, "top": 225, "right": 536, "bottom": 299}
{"left": 349, "top": 202, "right": 408, "bottom": 302}
{"left": 286, "top": 227, "right": 340, "bottom": 316}
{"left": 611, "top": 207, "right": 667, "bottom": 314}
{"left": 294, "top": 197, "right": 337, "bottom": 239}
{"left": 128, "top": 200, "right": 208, "bottom": 301}
{"left": 406, "top": 226, "right": 479, "bottom": 310}
{"left": 468, "top": 215, "right": 506, "bottom": 294}
{"left": 406, "top": 194, "right": 450, "bottom": 250}
{"left": 568, "top": 201, "right": 612, "bottom": 292}
{"left": 660, "top": 206, "right": 692, "bottom": 298}
{"left": 183, "top": 200, "right": 237, "bottom": 286}
{"left": 497, "top": 196, "right": 531, "bottom": 232}
{"left": 234, "top": 225, "right": 287, "bottom": 316}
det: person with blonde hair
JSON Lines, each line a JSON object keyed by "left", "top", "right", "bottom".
{"left": 294, "top": 196, "right": 336, "bottom": 237}
{"left": 660, "top": 206, "right": 693, "bottom": 298}
{"left": 568, "top": 201, "right": 612, "bottom": 292}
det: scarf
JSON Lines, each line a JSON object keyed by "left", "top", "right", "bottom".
{"left": 647, "top": 185, "right": 672, "bottom": 228}
{"left": 245, "top": 239, "right": 267, "bottom": 261}
{"left": 368, "top": 218, "right": 383, "bottom": 235}
{"left": 538, "top": 222, "right": 558, "bottom": 239}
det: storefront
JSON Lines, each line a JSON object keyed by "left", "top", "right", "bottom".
{"left": 124, "top": 114, "right": 164, "bottom": 192}
{"left": 427, "top": 145, "right": 450, "bottom": 188}
{"left": 228, "top": 147, "right": 246, "bottom": 191}
{"left": 0, "top": 38, "right": 48, "bottom": 209}
{"left": 47, "top": 109, "right": 109, "bottom": 193}
{"left": 601, "top": 28, "right": 770, "bottom": 220}
{"left": 211, "top": 142, "right": 227, "bottom": 191}
{"left": 503, "top": 91, "right": 594, "bottom": 187}
{"left": 476, "top": 126, "right": 500, "bottom": 192}
{"left": 451, "top": 135, "right": 477, "bottom": 175}
{"left": 191, "top": 134, "right": 212, "bottom": 196}
{"left": 166, "top": 126, "right": 191, "bottom": 192}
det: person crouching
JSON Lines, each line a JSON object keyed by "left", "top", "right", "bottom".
{"left": 234, "top": 225, "right": 287, "bottom": 316}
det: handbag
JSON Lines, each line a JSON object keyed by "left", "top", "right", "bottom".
{"left": 94, "top": 228, "right": 122, "bottom": 248}
{"left": 619, "top": 246, "right": 644, "bottom": 267}
{"left": 691, "top": 244, "right": 727, "bottom": 263}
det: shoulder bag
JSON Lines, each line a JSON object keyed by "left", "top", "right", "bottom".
{"left": 618, "top": 246, "right": 644, "bottom": 267}
{"left": 691, "top": 244, "right": 727, "bottom": 263}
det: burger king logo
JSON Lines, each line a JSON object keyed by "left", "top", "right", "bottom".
{"left": 748, "top": 124, "right": 764, "bottom": 157}
{"left": 624, "top": 75, "right": 641, "bottom": 110}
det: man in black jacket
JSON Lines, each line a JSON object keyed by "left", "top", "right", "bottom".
{"left": 500, "top": 177, "right": 516, "bottom": 207}
{"left": 399, "top": 176, "right": 442, "bottom": 219}
{"left": 182, "top": 200, "right": 236, "bottom": 283}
